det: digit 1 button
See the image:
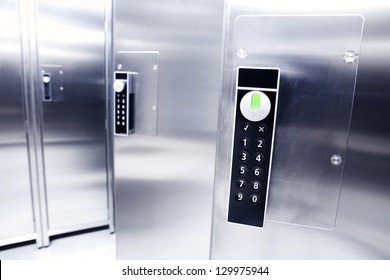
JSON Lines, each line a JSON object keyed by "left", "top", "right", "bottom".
{"left": 241, "top": 137, "right": 250, "bottom": 148}
{"left": 236, "top": 179, "right": 247, "bottom": 189}
{"left": 236, "top": 193, "right": 244, "bottom": 202}
{"left": 238, "top": 165, "right": 248, "bottom": 176}
{"left": 254, "top": 153, "right": 264, "bottom": 164}
{"left": 239, "top": 151, "right": 249, "bottom": 162}
{"left": 250, "top": 194, "right": 260, "bottom": 204}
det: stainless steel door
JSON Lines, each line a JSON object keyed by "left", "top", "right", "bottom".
{"left": 211, "top": 0, "right": 390, "bottom": 259}
{"left": 0, "top": 0, "right": 36, "bottom": 246}
{"left": 113, "top": 0, "right": 224, "bottom": 259}
{"left": 35, "top": 0, "right": 109, "bottom": 235}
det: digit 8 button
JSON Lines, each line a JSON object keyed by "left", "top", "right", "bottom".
{"left": 251, "top": 180, "right": 261, "bottom": 191}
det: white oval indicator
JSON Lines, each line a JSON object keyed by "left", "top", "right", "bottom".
{"left": 240, "top": 91, "right": 271, "bottom": 122}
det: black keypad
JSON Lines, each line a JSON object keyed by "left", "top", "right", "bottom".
{"left": 114, "top": 82, "right": 128, "bottom": 135}
{"left": 228, "top": 67, "right": 279, "bottom": 228}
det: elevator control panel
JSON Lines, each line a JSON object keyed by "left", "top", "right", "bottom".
{"left": 114, "top": 72, "right": 135, "bottom": 136}
{"left": 227, "top": 67, "right": 280, "bottom": 227}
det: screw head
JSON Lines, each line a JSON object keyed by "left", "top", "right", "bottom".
{"left": 343, "top": 51, "right": 358, "bottom": 63}
{"left": 117, "top": 64, "right": 122, "bottom": 70}
{"left": 236, "top": 48, "right": 248, "bottom": 59}
{"left": 331, "top": 155, "right": 342, "bottom": 166}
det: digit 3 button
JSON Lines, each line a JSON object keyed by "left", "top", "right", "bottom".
{"left": 240, "top": 91, "right": 271, "bottom": 122}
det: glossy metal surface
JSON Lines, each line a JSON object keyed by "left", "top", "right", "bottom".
{"left": 113, "top": 0, "right": 224, "bottom": 259}
{"left": 211, "top": 0, "right": 390, "bottom": 259}
{"left": 233, "top": 15, "right": 363, "bottom": 229}
{"left": 0, "top": 0, "right": 36, "bottom": 245}
{"left": 36, "top": 0, "right": 109, "bottom": 232}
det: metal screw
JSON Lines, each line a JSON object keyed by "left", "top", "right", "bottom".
{"left": 236, "top": 48, "right": 248, "bottom": 59}
{"left": 331, "top": 155, "right": 342, "bottom": 166}
{"left": 152, "top": 64, "right": 158, "bottom": 71}
{"left": 59, "top": 70, "right": 63, "bottom": 74}
{"left": 152, "top": 105, "right": 157, "bottom": 111}
{"left": 117, "top": 64, "right": 122, "bottom": 70}
{"left": 59, "top": 86, "right": 64, "bottom": 91}
{"left": 343, "top": 51, "right": 358, "bottom": 63}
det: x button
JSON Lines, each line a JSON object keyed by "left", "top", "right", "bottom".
{"left": 258, "top": 124, "right": 267, "bottom": 133}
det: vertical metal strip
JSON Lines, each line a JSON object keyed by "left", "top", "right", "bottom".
{"left": 18, "top": 0, "right": 50, "bottom": 247}
{"left": 105, "top": 0, "right": 115, "bottom": 233}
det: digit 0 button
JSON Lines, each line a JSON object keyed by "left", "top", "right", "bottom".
{"left": 240, "top": 91, "right": 271, "bottom": 122}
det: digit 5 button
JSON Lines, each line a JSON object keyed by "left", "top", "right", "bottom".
{"left": 240, "top": 91, "right": 271, "bottom": 122}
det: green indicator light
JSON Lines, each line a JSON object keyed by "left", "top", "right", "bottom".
{"left": 251, "top": 92, "right": 261, "bottom": 110}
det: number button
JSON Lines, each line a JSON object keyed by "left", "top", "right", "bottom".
{"left": 236, "top": 192, "right": 244, "bottom": 202}
{"left": 250, "top": 194, "right": 260, "bottom": 204}
{"left": 241, "top": 137, "right": 250, "bottom": 148}
{"left": 254, "top": 153, "right": 264, "bottom": 164}
{"left": 251, "top": 180, "right": 261, "bottom": 191}
{"left": 242, "top": 122, "right": 252, "bottom": 133}
{"left": 239, "top": 151, "right": 249, "bottom": 162}
{"left": 238, "top": 165, "right": 248, "bottom": 176}
{"left": 253, "top": 167, "right": 263, "bottom": 177}
{"left": 256, "top": 138, "right": 265, "bottom": 150}
{"left": 258, "top": 123, "right": 267, "bottom": 133}
{"left": 236, "top": 179, "right": 247, "bottom": 189}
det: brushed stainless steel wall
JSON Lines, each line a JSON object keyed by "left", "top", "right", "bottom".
{"left": 211, "top": 0, "right": 390, "bottom": 259}
{"left": 0, "top": 0, "right": 36, "bottom": 246}
{"left": 35, "top": 0, "right": 109, "bottom": 235}
{"left": 113, "top": 0, "right": 224, "bottom": 259}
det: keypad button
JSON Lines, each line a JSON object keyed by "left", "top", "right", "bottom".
{"left": 258, "top": 123, "right": 267, "bottom": 133}
{"left": 236, "top": 179, "right": 247, "bottom": 188}
{"left": 122, "top": 105, "right": 125, "bottom": 109}
{"left": 238, "top": 165, "right": 248, "bottom": 176}
{"left": 117, "top": 110, "right": 120, "bottom": 114}
{"left": 254, "top": 153, "right": 265, "bottom": 164}
{"left": 239, "top": 151, "right": 249, "bottom": 162}
{"left": 242, "top": 122, "right": 252, "bottom": 133}
{"left": 122, "top": 116, "right": 125, "bottom": 120}
{"left": 256, "top": 138, "right": 265, "bottom": 150}
{"left": 122, "top": 122, "right": 125, "bottom": 126}
{"left": 253, "top": 167, "right": 263, "bottom": 177}
{"left": 236, "top": 192, "right": 244, "bottom": 202}
{"left": 250, "top": 194, "right": 260, "bottom": 204}
{"left": 240, "top": 137, "right": 250, "bottom": 148}
{"left": 122, "top": 110, "right": 125, "bottom": 114}
{"left": 251, "top": 181, "right": 261, "bottom": 191}
{"left": 122, "top": 100, "right": 125, "bottom": 104}
{"left": 117, "top": 121, "right": 120, "bottom": 125}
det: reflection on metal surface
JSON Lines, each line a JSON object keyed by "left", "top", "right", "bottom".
{"left": 0, "top": 0, "right": 36, "bottom": 246}
{"left": 36, "top": 0, "right": 109, "bottom": 233}
{"left": 231, "top": 15, "right": 363, "bottom": 229}
{"left": 211, "top": 0, "right": 390, "bottom": 259}
{"left": 114, "top": 0, "right": 224, "bottom": 259}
